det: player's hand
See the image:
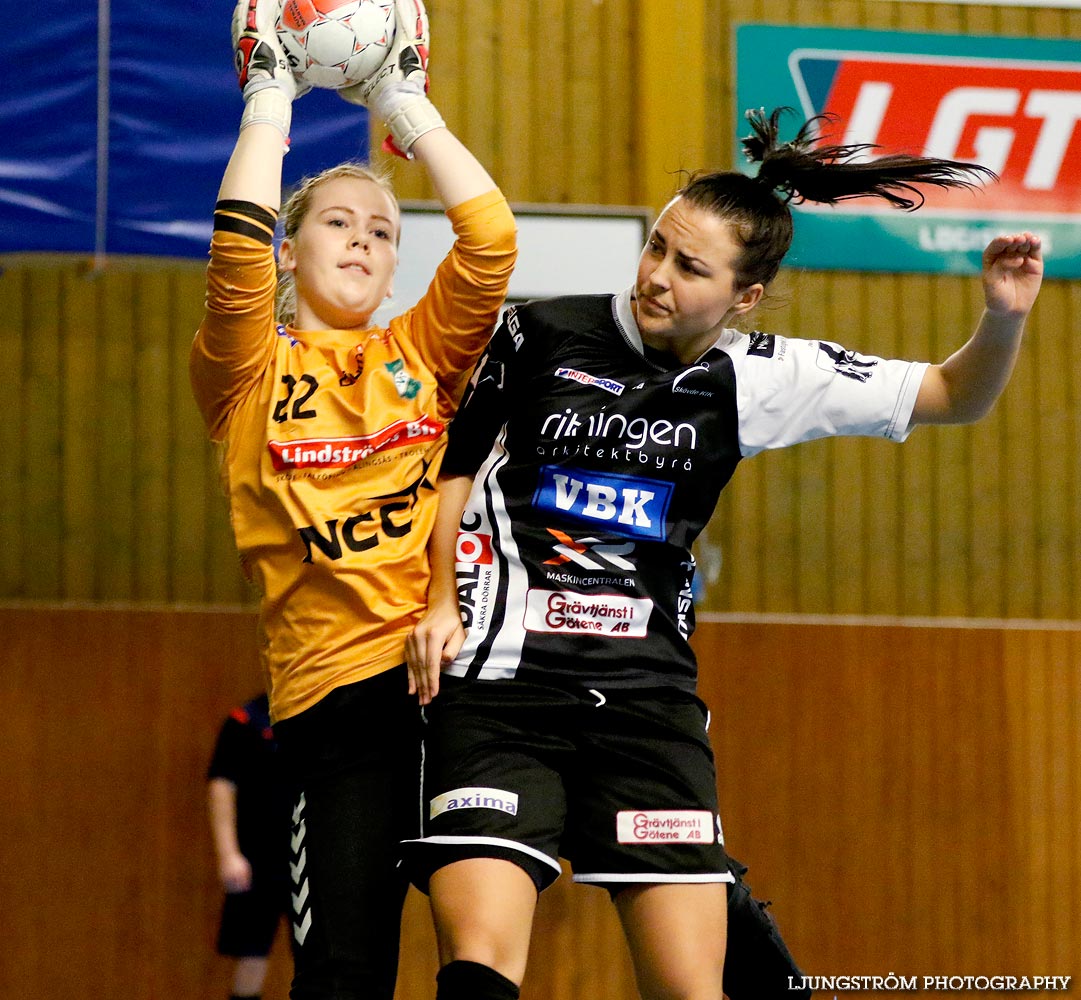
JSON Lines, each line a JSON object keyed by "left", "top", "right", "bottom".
{"left": 982, "top": 232, "right": 1043, "bottom": 317}
{"left": 340, "top": 0, "right": 430, "bottom": 110}
{"left": 219, "top": 852, "right": 253, "bottom": 893}
{"left": 339, "top": 0, "right": 443, "bottom": 157}
{"left": 232, "top": 0, "right": 310, "bottom": 101}
{"left": 405, "top": 599, "right": 465, "bottom": 706}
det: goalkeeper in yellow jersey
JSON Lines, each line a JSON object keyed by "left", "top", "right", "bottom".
{"left": 189, "top": 1, "right": 516, "bottom": 996}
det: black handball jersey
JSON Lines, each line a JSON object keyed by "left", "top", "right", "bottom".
{"left": 441, "top": 290, "right": 927, "bottom": 692}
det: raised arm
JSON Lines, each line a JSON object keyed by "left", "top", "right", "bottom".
{"left": 410, "top": 128, "right": 501, "bottom": 211}
{"left": 189, "top": 0, "right": 304, "bottom": 438}
{"left": 912, "top": 232, "right": 1043, "bottom": 425}
{"left": 218, "top": 0, "right": 308, "bottom": 207}
{"left": 405, "top": 473, "right": 474, "bottom": 705}
{"left": 217, "top": 122, "right": 285, "bottom": 209}
{"left": 339, "top": 0, "right": 499, "bottom": 211}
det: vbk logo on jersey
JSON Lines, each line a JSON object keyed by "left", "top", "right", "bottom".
{"left": 532, "top": 466, "right": 673, "bottom": 542}
{"left": 788, "top": 49, "right": 1081, "bottom": 216}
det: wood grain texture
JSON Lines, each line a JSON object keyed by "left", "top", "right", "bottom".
{"left": 0, "top": 1, "right": 1075, "bottom": 621}
{"left": 4, "top": 607, "right": 1080, "bottom": 997}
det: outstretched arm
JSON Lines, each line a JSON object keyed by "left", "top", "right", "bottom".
{"left": 190, "top": 0, "right": 304, "bottom": 439}
{"left": 410, "top": 128, "right": 500, "bottom": 212}
{"left": 912, "top": 232, "right": 1043, "bottom": 425}
{"left": 218, "top": 121, "right": 286, "bottom": 208}
{"left": 217, "top": 0, "right": 307, "bottom": 207}
{"left": 405, "top": 473, "right": 474, "bottom": 705}
{"left": 340, "top": 0, "right": 499, "bottom": 211}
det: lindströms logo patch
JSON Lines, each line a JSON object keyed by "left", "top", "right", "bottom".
{"left": 268, "top": 416, "right": 444, "bottom": 470}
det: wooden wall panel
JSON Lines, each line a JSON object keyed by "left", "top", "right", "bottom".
{"left": 6, "top": 606, "right": 1081, "bottom": 998}
{"left": 2, "top": 1, "right": 1079, "bottom": 617}
{"left": 0, "top": 265, "right": 26, "bottom": 595}
{"left": 0, "top": 606, "right": 637, "bottom": 1000}
{"left": 23, "top": 269, "right": 64, "bottom": 597}
{"left": 695, "top": 615, "right": 1081, "bottom": 989}
{"left": 387, "top": 0, "right": 639, "bottom": 208}
{"left": 132, "top": 272, "right": 172, "bottom": 598}
{"left": 59, "top": 267, "right": 99, "bottom": 598}
{"left": 0, "top": 258, "right": 252, "bottom": 606}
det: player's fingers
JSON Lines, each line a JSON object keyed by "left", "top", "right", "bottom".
{"left": 405, "top": 629, "right": 431, "bottom": 702}
{"left": 404, "top": 630, "right": 419, "bottom": 671}
{"left": 986, "top": 232, "right": 1041, "bottom": 261}
{"left": 442, "top": 625, "right": 465, "bottom": 664}
{"left": 424, "top": 633, "right": 445, "bottom": 699}
{"left": 417, "top": 633, "right": 434, "bottom": 704}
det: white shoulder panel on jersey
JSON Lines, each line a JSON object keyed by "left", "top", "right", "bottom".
{"left": 613, "top": 288, "right": 644, "bottom": 353}
{"left": 721, "top": 334, "right": 929, "bottom": 458}
{"left": 445, "top": 425, "right": 530, "bottom": 681}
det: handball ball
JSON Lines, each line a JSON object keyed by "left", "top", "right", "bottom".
{"left": 277, "top": 0, "right": 396, "bottom": 90}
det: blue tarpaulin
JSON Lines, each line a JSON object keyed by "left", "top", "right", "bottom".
{"left": 4, "top": 1, "right": 370, "bottom": 257}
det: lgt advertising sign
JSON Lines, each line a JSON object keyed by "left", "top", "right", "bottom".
{"left": 735, "top": 26, "right": 1081, "bottom": 277}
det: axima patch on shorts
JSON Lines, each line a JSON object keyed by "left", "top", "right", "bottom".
{"left": 430, "top": 786, "right": 519, "bottom": 819}
{"left": 616, "top": 810, "right": 715, "bottom": 844}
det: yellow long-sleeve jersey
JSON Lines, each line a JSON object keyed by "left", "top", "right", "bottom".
{"left": 190, "top": 189, "right": 516, "bottom": 722}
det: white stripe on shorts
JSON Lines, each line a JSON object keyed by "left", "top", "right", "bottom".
{"left": 572, "top": 871, "right": 734, "bottom": 885}
{"left": 402, "top": 835, "right": 563, "bottom": 877}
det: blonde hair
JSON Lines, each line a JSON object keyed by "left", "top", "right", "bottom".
{"left": 275, "top": 162, "right": 400, "bottom": 326}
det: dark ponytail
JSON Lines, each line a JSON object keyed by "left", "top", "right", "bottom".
{"left": 743, "top": 106, "right": 996, "bottom": 210}
{"left": 677, "top": 107, "right": 997, "bottom": 289}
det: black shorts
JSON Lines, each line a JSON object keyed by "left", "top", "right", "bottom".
{"left": 216, "top": 872, "right": 289, "bottom": 958}
{"left": 405, "top": 676, "right": 731, "bottom": 894}
{"left": 273, "top": 667, "right": 423, "bottom": 1000}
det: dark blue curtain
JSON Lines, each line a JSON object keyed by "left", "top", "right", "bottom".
{"left": 3, "top": 11, "right": 99, "bottom": 252}
{"left": 5, "top": 2, "right": 370, "bottom": 257}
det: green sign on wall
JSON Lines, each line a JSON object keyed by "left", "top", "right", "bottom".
{"left": 735, "top": 25, "right": 1081, "bottom": 277}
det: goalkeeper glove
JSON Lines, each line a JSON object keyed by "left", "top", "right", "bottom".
{"left": 232, "top": 0, "right": 309, "bottom": 142}
{"left": 339, "top": 0, "right": 445, "bottom": 158}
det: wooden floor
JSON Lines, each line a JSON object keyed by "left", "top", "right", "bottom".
{"left": 3, "top": 605, "right": 1079, "bottom": 998}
